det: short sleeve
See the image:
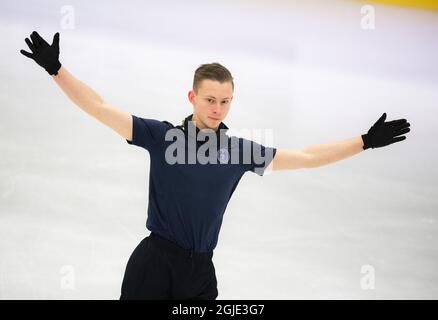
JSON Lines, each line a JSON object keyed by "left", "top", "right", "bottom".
{"left": 126, "top": 115, "right": 172, "bottom": 151}
{"left": 239, "top": 138, "right": 277, "bottom": 176}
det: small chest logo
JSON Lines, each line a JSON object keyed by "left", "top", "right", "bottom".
{"left": 218, "top": 148, "right": 229, "bottom": 164}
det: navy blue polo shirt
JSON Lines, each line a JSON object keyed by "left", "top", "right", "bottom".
{"left": 126, "top": 113, "right": 276, "bottom": 253}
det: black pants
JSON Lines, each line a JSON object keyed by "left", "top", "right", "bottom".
{"left": 120, "top": 232, "right": 218, "bottom": 300}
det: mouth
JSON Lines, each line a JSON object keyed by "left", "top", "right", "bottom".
{"left": 208, "top": 117, "right": 221, "bottom": 121}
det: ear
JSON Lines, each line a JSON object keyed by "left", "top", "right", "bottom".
{"left": 188, "top": 90, "right": 195, "bottom": 103}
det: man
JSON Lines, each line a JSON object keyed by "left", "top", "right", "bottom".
{"left": 20, "top": 31, "right": 411, "bottom": 300}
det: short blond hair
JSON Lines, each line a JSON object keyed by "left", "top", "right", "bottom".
{"left": 193, "top": 62, "right": 234, "bottom": 94}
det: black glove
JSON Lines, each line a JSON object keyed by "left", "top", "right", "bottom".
{"left": 361, "top": 113, "right": 410, "bottom": 150}
{"left": 20, "top": 31, "right": 61, "bottom": 76}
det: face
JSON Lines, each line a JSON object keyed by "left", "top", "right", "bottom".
{"left": 188, "top": 79, "right": 233, "bottom": 130}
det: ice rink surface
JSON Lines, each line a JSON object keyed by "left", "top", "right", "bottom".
{"left": 0, "top": 0, "right": 437, "bottom": 299}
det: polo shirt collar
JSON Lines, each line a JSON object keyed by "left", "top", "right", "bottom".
{"left": 181, "top": 114, "right": 229, "bottom": 141}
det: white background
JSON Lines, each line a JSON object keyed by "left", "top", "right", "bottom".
{"left": 0, "top": 0, "right": 437, "bottom": 299}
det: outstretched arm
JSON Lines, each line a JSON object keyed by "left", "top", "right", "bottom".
{"left": 271, "top": 113, "right": 411, "bottom": 171}
{"left": 52, "top": 65, "right": 104, "bottom": 117}
{"left": 270, "top": 137, "right": 362, "bottom": 170}
{"left": 302, "top": 136, "right": 364, "bottom": 168}
{"left": 52, "top": 66, "right": 132, "bottom": 141}
{"left": 20, "top": 31, "right": 132, "bottom": 141}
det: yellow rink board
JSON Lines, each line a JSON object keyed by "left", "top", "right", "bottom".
{"left": 354, "top": 0, "right": 438, "bottom": 11}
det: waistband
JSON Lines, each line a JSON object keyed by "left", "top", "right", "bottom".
{"left": 149, "top": 232, "right": 213, "bottom": 259}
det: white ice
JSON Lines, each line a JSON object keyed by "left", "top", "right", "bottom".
{"left": 0, "top": 0, "right": 437, "bottom": 299}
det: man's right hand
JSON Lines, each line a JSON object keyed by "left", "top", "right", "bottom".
{"left": 20, "top": 31, "right": 62, "bottom": 76}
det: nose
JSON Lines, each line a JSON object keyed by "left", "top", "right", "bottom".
{"left": 211, "top": 103, "right": 221, "bottom": 114}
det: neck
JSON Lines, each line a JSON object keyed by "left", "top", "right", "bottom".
{"left": 192, "top": 113, "right": 218, "bottom": 131}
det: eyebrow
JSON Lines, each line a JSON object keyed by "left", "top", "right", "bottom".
{"left": 205, "top": 95, "right": 231, "bottom": 100}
